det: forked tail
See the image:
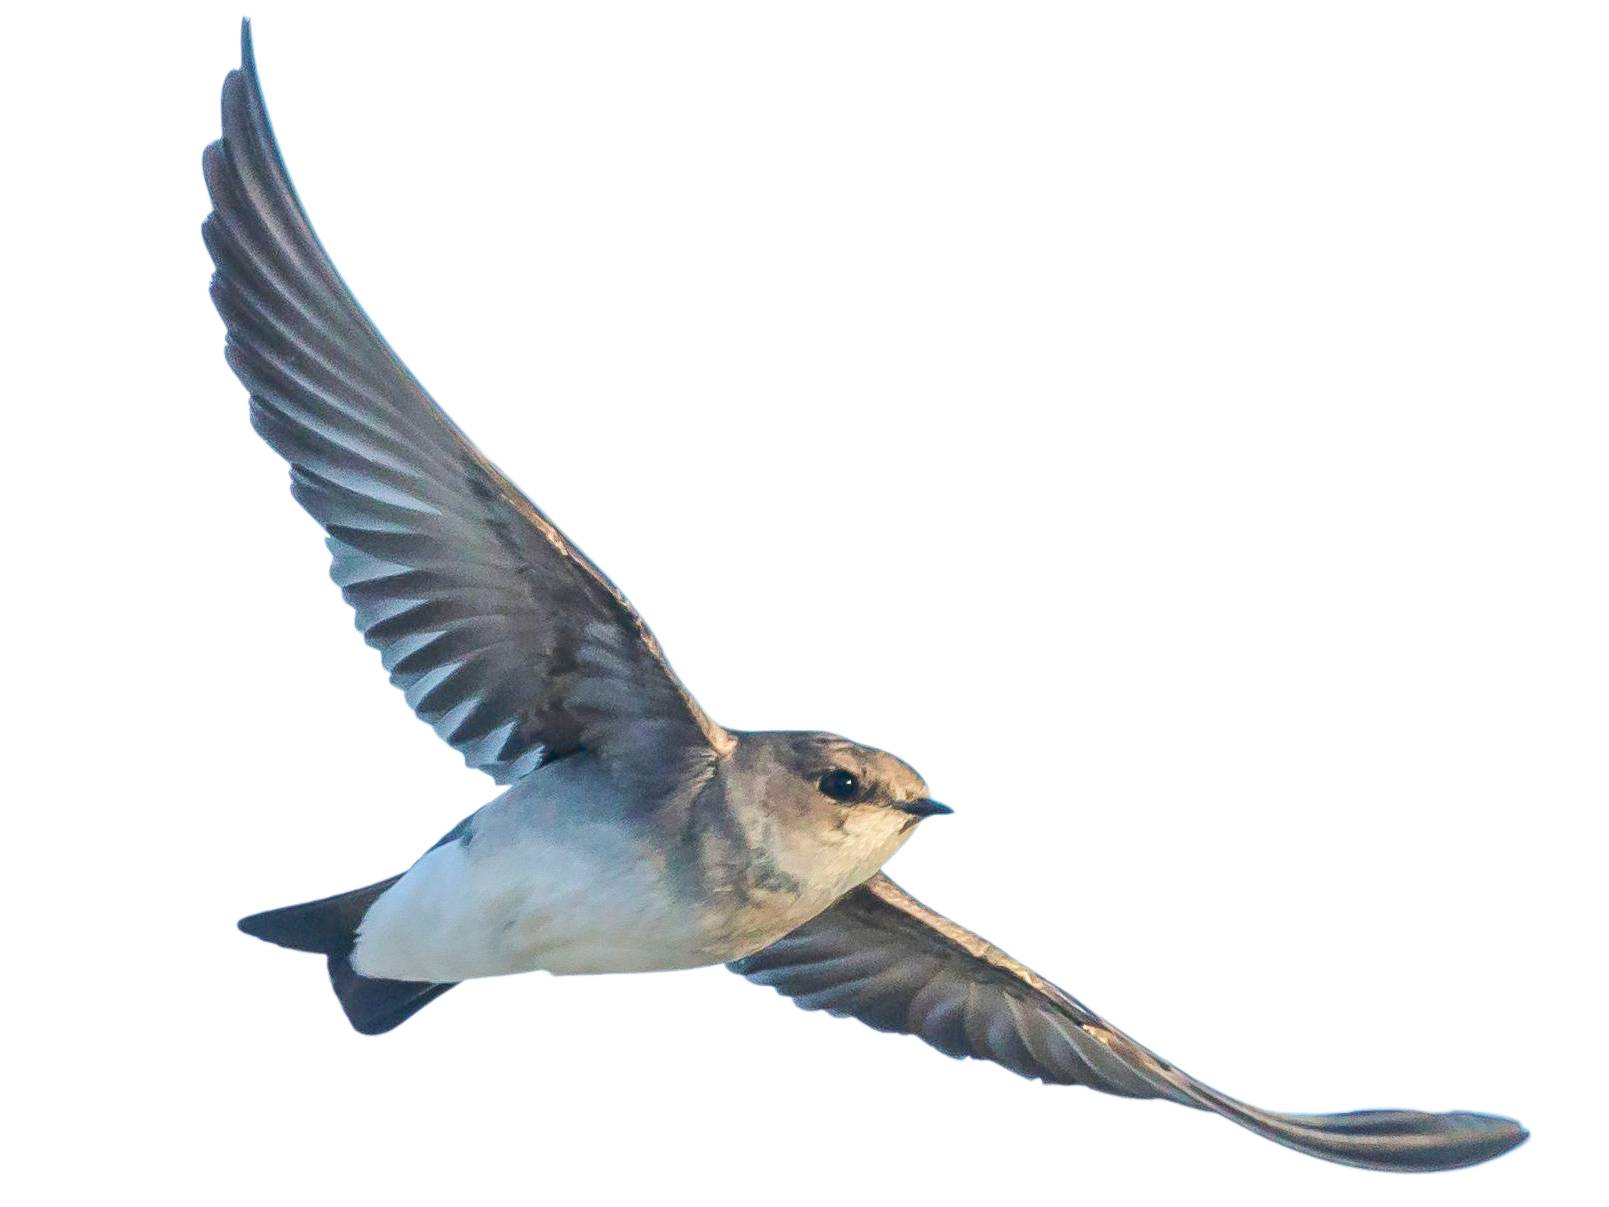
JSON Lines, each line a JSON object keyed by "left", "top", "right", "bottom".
{"left": 239, "top": 877, "right": 457, "bottom": 1035}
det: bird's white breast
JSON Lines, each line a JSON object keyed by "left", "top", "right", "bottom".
{"left": 350, "top": 765, "right": 707, "bottom": 982}
{"left": 347, "top": 749, "right": 915, "bottom": 983}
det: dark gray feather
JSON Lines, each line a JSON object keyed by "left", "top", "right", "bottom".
{"left": 203, "top": 21, "right": 730, "bottom": 786}
{"left": 731, "top": 874, "right": 1527, "bottom": 1172}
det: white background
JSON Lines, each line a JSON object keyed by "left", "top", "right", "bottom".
{"left": 3, "top": 3, "right": 1602, "bottom": 1202}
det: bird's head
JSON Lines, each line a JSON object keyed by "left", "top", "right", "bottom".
{"left": 730, "top": 730, "right": 951, "bottom": 863}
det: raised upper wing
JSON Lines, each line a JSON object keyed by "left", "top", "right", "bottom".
{"left": 731, "top": 874, "right": 1526, "bottom": 1172}
{"left": 202, "top": 22, "right": 731, "bottom": 786}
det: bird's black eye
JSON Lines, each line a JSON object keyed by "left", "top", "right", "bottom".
{"left": 817, "top": 769, "right": 861, "bottom": 802}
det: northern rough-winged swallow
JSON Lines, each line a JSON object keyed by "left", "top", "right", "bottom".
{"left": 207, "top": 21, "right": 1525, "bottom": 1172}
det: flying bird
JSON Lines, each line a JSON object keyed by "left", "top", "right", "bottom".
{"left": 205, "top": 21, "right": 1525, "bottom": 1173}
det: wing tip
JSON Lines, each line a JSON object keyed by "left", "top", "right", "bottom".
{"left": 1438, "top": 1111, "right": 1529, "bottom": 1169}
{"left": 221, "top": 18, "right": 269, "bottom": 162}
{"left": 1394, "top": 1109, "right": 1528, "bottom": 1172}
{"left": 1251, "top": 1105, "right": 1530, "bottom": 1172}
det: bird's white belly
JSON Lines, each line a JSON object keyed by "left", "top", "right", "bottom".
{"left": 343, "top": 748, "right": 914, "bottom": 984}
{"left": 350, "top": 822, "right": 704, "bottom": 982}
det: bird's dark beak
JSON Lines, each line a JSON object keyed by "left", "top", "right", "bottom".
{"left": 897, "top": 798, "right": 954, "bottom": 818}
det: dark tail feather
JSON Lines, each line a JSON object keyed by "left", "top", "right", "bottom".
{"left": 238, "top": 877, "right": 457, "bottom": 1036}
{"left": 326, "top": 954, "right": 457, "bottom": 1035}
{"left": 238, "top": 876, "right": 400, "bottom": 954}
